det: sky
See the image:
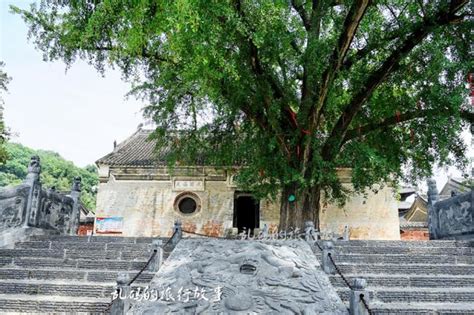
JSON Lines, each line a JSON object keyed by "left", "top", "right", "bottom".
{"left": 0, "top": 1, "right": 471, "bottom": 191}
{"left": 0, "top": 0, "right": 144, "bottom": 167}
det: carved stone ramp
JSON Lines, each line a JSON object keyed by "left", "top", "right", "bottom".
{"left": 130, "top": 239, "right": 348, "bottom": 314}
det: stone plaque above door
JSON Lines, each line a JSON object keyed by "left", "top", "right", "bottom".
{"left": 172, "top": 178, "right": 205, "bottom": 191}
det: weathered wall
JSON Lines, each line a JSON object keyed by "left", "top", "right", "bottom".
{"left": 319, "top": 184, "right": 400, "bottom": 240}
{"left": 95, "top": 167, "right": 281, "bottom": 237}
{"left": 317, "top": 168, "right": 400, "bottom": 240}
{"left": 95, "top": 166, "right": 399, "bottom": 239}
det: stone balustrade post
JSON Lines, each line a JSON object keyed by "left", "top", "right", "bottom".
{"left": 304, "top": 221, "right": 320, "bottom": 242}
{"left": 427, "top": 178, "right": 440, "bottom": 239}
{"left": 349, "top": 278, "right": 370, "bottom": 315}
{"left": 343, "top": 225, "right": 350, "bottom": 241}
{"left": 68, "top": 177, "right": 81, "bottom": 235}
{"left": 322, "top": 241, "right": 336, "bottom": 274}
{"left": 148, "top": 239, "right": 163, "bottom": 272}
{"left": 23, "top": 156, "right": 42, "bottom": 228}
{"left": 170, "top": 220, "right": 182, "bottom": 247}
{"left": 110, "top": 272, "right": 130, "bottom": 315}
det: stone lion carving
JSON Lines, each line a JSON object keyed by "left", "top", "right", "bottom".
{"left": 71, "top": 176, "right": 81, "bottom": 192}
{"left": 27, "top": 155, "right": 41, "bottom": 174}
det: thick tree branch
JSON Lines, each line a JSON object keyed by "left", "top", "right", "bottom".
{"left": 232, "top": 0, "right": 296, "bottom": 160}
{"left": 234, "top": 0, "right": 286, "bottom": 101}
{"left": 220, "top": 78, "right": 292, "bottom": 159}
{"left": 321, "top": 0, "right": 469, "bottom": 162}
{"left": 343, "top": 108, "right": 474, "bottom": 143}
{"left": 341, "top": 28, "right": 401, "bottom": 71}
{"left": 291, "top": 0, "right": 310, "bottom": 30}
{"left": 300, "top": 0, "right": 323, "bottom": 105}
{"left": 300, "top": 0, "right": 370, "bottom": 176}
{"left": 307, "top": 0, "right": 370, "bottom": 131}
{"left": 309, "top": 0, "right": 322, "bottom": 35}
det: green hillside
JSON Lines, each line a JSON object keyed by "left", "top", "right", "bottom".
{"left": 0, "top": 142, "right": 98, "bottom": 211}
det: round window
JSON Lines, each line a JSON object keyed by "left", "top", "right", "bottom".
{"left": 179, "top": 197, "right": 197, "bottom": 214}
{"left": 174, "top": 192, "right": 201, "bottom": 215}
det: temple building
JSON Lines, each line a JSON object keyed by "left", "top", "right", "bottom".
{"left": 94, "top": 127, "right": 400, "bottom": 239}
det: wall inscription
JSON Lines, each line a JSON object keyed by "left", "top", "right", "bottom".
{"left": 173, "top": 179, "right": 205, "bottom": 191}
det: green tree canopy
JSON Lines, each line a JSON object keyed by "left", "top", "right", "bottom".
{"left": 0, "top": 61, "right": 11, "bottom": 164}
{"left": 0, "top": 142, "right": 98, "bottom": 211}
{"left": 12, "top": 0, "right": 473, "bottom": 228}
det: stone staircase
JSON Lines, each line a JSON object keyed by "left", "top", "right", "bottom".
{"left": 0, "top": 234, "right": 169, "bottom": 314}
{"left": 2, "top": 235, "right": 473, "bottom": 314}
{"left": 314, "top": 240, "right": 474, "bottom": 315}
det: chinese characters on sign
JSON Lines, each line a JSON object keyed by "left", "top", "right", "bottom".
{"left": 238, "top": 226, "right": 316, "bottom": 241}
{"left": 173, "top": 179, "right": 205, "bottom": 191}
{"left": 112, "top": 286, "right": 222, "bottom": 303}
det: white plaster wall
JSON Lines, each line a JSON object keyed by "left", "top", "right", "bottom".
{"left": 319, "top": 185, "right": 400, "bottom": 240}
{"left": 95, "top": 170, "right": 399, "bottom": 239}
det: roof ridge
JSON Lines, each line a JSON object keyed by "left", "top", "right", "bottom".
{"left": 95, "top": 128, "right": 152, "bottom": 165}
{"left": 114, "top": 128, "right": 147, "bottom": 152}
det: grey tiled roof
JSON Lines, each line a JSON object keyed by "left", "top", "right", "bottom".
{"left": 96, "top": 128, "right": 212, "bottom": 167}
{"left": 96, "top": 129, "right": 162, "bottom": 167}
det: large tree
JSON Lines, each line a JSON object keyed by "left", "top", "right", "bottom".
{"left": 12, "top": 0, "right": 473, "bottom": 229}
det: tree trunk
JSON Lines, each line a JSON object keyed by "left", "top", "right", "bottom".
{"left": 279, "top": 184, "right": 321, "bottom": 231}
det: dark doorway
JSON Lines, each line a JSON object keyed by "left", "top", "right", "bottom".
{"left": 233, "top": 194, "right": 259, "bottom": 234}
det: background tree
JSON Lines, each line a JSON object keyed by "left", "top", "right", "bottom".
{"left": 0, "top": 142, "right": 99, "bottom": 211}
{"left": 0, "top": 61, "right": 11, "bottom": 164}
{"left": 12, "top": 0, "right": 473, "bottom": 229}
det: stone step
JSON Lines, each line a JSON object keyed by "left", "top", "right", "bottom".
{"left": 329, "top": 245, "right": 472, "bottom": 255}
{"left": 337, "top": 288, "right": 474, "bottom": 304}
{"left": 15, "top": 240, "right": 154, "bottom": 251}
{"left": 330, "top": 275, "right": 474, "bottom": 288}
{"left": 0, "top": 281, "right": 115, "bottom": 299}
{"left": 311, "top": 240, "right": 474, "bottom": 314}
{"left": 337, "top": 263, "right": 474, "bottom": 275}
{"left": 0, "top": 248, "right": 154, "bottom": 261}
{"left": 0, "top": 294, "right": 110, "bottom": 313}
{"left": 28, "top": 234, "right": 163, "bottom": 244}
{"left": 326, "top": 240, "right": 474, "bottom": 248}
{"left": 369, "top": 302, "right": 474, "bottom": 315}
{"left": 3, "top": 257, "right": 150, "bottom": 271}
{"left": 0, "top": 268, "right": 154, "bottom": 283}
{"left": 328, "top": 253, "right": 473, "bottom": 265}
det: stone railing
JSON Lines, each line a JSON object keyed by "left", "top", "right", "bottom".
{"left": 0, "top": 156, "right": 81, "bottom": 235}
{"left": 427, "top": 179, "right": 474, "bottom": 240}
